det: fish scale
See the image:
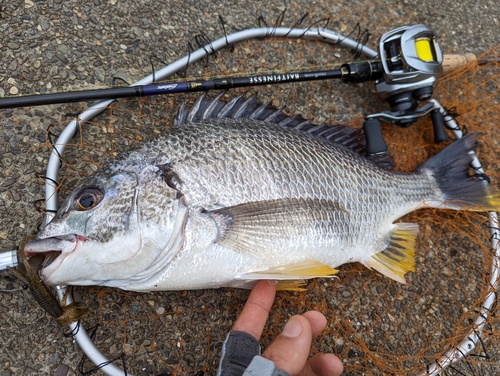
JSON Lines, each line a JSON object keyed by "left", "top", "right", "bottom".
{"left": 24, "top": 96, "right": 499, "bottom": 291}
{"left": 145, "top": 118, "right": 428, "bottom": 215}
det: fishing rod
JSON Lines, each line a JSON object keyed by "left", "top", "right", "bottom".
{"left": 0, "top": 53, "right": 482, "bottom": 111}
{"left": 0, "top": 23, "right": 481, "bottom": 112}
{"left": 0, "top": 61, "right": 383, "bottom": 110}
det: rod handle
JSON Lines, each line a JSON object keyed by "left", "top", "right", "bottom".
{"left": 442, "top": 53, "right": 476, "bottom": 74}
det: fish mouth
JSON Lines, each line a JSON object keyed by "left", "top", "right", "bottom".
{"left": 26, "top": 251, "right": 62, "bottom": 272}
{"left": 24, "top": 234, "right": 85, "bottom": 279}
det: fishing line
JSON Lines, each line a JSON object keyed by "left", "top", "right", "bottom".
{"left": 471, "top": 335, "right": 491, "bottom": 361}
{"left": 76, "top": 323, "right": 129, "bottom": 376}
{"left": 34, "top": 173, "right": 59, "bottom": 189}
{"left": 111, "top": 77, "right": 131, "bottom": 87}
{"left": 218, "top": 15, "right": 241, "bottom": 51}
{"left": 257, "top": 12, "right": 279, "bottom": 37}
{"left": 448, "top": 363, "right": 471, "bottom": 376}
{"left": 195, "top": 31, "right": 218, "bottom": 65}
{"left": 288, "top": 12, "right": 310, "bottom": 30}
{"left": 149, "top": 56, "right": 170, "bottom": 84}
{"left": 64, "top": 316, "right": 83, "bottom": 337}
{"left": 300, "top": 17, "right": 332, "bottom": 39}
{"left": 457, "top": 348, "right": 478, "bottom": 376}
{"left": 176, "top": 42, "right": 195, "bottom": 79}
{"left": 33, "top": 198, "right": 57, "bottom": 215}
{"left": 45, "top": 123, "right": 65, "bottom": 162}
{"left": 336, "top": 22, "right": 371, "bottom": 59}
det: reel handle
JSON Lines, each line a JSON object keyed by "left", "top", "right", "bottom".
{"left": 363, "top": 118, "right": 388, "bottom": 155}
{"left": 431, "top": 109, "right": 449, "bottom": 143}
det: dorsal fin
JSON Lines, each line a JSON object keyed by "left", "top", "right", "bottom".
{"left": 174, "top": 93, "right": 395, "bottom": 170}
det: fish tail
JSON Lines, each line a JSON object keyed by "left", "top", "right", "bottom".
{"left": 418, "top": 133, "right": 500, "bottom": 211}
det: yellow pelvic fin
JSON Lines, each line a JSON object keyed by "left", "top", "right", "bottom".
{"left": 240, "top": 260, "right": 338, "bottom": 291}
{"left": 365, "top": 223, "right": 418, "bottom": 284}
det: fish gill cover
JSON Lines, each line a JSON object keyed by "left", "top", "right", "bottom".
{"left": 1, "top": 2, "right": 500, "bottom": 376}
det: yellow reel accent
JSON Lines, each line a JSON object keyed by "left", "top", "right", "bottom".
{"left": 415, "top": 37, "right": 435, "bottom": 62}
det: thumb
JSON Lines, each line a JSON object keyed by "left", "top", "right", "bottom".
{"left": 262, "top": 315, "right": 313, "bottom": 375}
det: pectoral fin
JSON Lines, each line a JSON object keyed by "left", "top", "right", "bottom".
{"left": 365, "top": 222, "right": 418, "bottom": 284}
{"left": 203, "top": 199, "right": 344, "bottom": 291}
{"left": 205, "top": 198, "right": 349, "bottom": 257}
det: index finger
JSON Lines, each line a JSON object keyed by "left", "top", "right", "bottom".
{"left": 231, "top": 280, "right": 277, "bottom": 340}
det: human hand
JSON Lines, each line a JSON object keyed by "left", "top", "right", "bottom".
{"left": 225, "top": 280, "right": 343, "bottom": 376}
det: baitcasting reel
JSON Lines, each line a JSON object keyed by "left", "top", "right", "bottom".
{"left": 363, "top": 24, "right": 448, "bottom": 155}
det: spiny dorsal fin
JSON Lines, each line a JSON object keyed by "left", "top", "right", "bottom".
{"left": 175, "top": 94, "right": 395, "bottom": 170}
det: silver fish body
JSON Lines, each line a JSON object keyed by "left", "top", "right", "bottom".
{"left": 25, "top": 95, "right": 496, "bottom": 291}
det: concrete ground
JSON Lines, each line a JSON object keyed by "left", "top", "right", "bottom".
{"left": 1, "top": 0, "right": 499, "bottom": 375}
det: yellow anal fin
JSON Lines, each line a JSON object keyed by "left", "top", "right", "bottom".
{"left": 244, "top": 260, "right": 338, "bottom": 279}
{"left": 276, "top": 280, "right": 307, "bottom": 291}
{"left": 365, "top": 222, "right": 418, "bottom": 284}
{"left": 240, "top": 260, "right": 338, "bottom": 291}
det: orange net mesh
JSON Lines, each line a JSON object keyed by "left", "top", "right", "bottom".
{"left": 33, "top": 8, "right": 500, "bottom": 376}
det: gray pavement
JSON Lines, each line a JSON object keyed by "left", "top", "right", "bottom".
{"left": 1, "top": 0, "right": 499, "bottom": 375}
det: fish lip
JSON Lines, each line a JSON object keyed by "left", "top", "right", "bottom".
{"left": 25, "top": 234, "right": 80, "bottom": 254}
{"left": 24, "top": 234, "right": 86, "bottom": 281}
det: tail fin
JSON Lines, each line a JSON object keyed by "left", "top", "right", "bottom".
{"left": 417, "top": 133, "right": 500, "bottom": 211}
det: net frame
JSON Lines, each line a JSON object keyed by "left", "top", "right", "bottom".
{"left": 416, "top": 100, "right": 500, "bottom": 375}
{"left": 33, "top": 26, "right": 498, "bottom": 376}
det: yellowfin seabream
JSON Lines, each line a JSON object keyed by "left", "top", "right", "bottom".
{"left": 24, "top": 94, "right": 499, "bottom": 291}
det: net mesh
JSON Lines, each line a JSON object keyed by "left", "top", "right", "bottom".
{"left": 31, "top": 9, "right": 500, "bottom": 376}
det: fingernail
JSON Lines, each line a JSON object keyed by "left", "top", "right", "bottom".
{"left": 281, "top": 316, "right": 303, "bottom": 338}
{"left": 266, "top": 279, "right": 278, "bottom": 285}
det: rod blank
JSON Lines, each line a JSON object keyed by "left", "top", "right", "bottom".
{"left": 0, "top": 69, "right": 344, "bottom": 110}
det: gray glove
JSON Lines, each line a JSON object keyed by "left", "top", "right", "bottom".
{"left": 217, "top": 330, "right": 290, "bottom": 376}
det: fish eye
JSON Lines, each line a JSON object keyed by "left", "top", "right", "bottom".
{"left": 74, "top": 187, "right": 104, "bottom": 211}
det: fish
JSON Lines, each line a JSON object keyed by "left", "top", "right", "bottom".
{"left": 24, "top": 93, "right": 499, "bottom": 291}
